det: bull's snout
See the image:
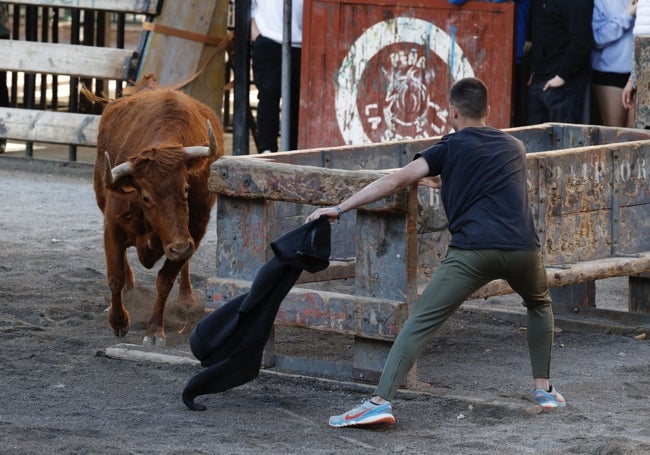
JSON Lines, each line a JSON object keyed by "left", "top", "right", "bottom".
{"left": 165, "top": 240, "right": 195, "bottom": 261}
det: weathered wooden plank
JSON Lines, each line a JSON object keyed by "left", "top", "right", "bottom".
{"left": 7, "top": 0, "right": 160, "bottom": 14}
{"left": 209, "top": 156, "right": 409, "bottom": 212}
{"left": 4, "top": 41, "right": 133, "bottom": 79}
{"left": 104, "top": 343, "right": 200, "bottom": 366}
{"left": 206, "top": 277, "right": 407, "bottom": 341}
{"left": 0, "top": 107, "right": 99, "bottom": 145}
{"left": 465, "top": 253, "right": 650, "bottom": 300}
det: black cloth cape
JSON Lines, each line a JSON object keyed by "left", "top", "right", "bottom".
{"left": 182, "top": 216, "right": 331, "bottom": 411}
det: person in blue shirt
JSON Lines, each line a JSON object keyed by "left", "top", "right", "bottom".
{"left": 592, "top": 0, "right": 637, "bottom": 127}
{"left": 306, "top": 77, "right": 565, "bottom": 428}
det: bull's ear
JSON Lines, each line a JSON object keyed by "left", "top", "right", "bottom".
{"left": 120, "top": 184, "right": 137, "bottom": 193}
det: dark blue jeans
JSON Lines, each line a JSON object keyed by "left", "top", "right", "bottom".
{"left": 527, "top": 72, "right": 590, "bottom": 124}
{"left": 251, "top": 35, "right": 301, "bottom": 152}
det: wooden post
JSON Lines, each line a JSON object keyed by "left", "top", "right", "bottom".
{"left": 629, "top": 273, "right": 650, "bottom": 314}
{"left": 137, "top": 0, "right": 229, "bottom": 116}
{"left": 634, "top": 36, "right": 650, "bottom": 129}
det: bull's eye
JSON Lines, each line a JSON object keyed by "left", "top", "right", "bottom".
{"left": 183, "top": 184, "right": 190, "bottom": 199}
{"left": 140, "top": 191, "right": 154, "bottom": 207}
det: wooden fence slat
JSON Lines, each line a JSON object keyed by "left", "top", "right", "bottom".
{"left": 0, "top": 107, "right": 99, "bottom": 145}
{"left": 4, "top": 41, "right": 134, "bottom": 79}
{"left": 5, "top": 0, "right": 160, "bottom": 14}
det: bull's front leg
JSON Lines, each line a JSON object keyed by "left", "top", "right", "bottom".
{"left": 177, "top": 261, "right": 196, "bottom": 308}
{"left": 142, "top": 258, "right": 185, "bottom": 347}
{"left": 106, "top": 246, "right": 131, "bottom": 338}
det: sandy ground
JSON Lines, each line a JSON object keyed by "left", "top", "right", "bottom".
{"left": 1, "top": 157, "right": 650, "bottom": 455}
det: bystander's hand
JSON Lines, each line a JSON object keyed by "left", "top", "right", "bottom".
{"left": 622, "top": 78, "right": 636, "bottom": 110}
{"left": 628, "top": 0, "right": 638, "bottom": 16}
{"left": 543, "top": 75, "right": 565, "bottom": 91}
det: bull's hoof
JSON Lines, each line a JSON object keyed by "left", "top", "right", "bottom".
{"left": 113, "top": 326, "right": 130, "bottom": 338}
{"left": 108, "top": 309, "right": 130, "bottom": 338}
{"left": 142, "top": 335, "right": 166, "bottom": 347}
{"left": 182, "top": 391, "right": 207, "bottom": 411}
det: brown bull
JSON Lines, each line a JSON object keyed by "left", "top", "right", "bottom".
{"left": 93, "top": 76, "right": 224, "bottom": 346}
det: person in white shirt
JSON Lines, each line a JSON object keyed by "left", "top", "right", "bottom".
{"left": 251, "top": 0, "right": 303, "bottom": 153}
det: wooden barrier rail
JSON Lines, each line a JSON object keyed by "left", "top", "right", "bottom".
{"left": 0, "top": 0, "right": 229, "bottom": 158}
{"left": 207, "top": 123, "right": 650, "bottom": 384}
{"left": 0, "top": 0, "right": 159, "bottom": 154}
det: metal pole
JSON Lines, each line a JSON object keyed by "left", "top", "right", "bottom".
{"left": 233, "top": 0, "right": 251, "bottom": 155}
{"left": 279, "top": 0, "right": 292, "bottom": 151}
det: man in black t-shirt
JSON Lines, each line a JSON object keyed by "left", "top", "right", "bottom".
{"left": 307, "top": 77, "right": 565, "bottom": 428}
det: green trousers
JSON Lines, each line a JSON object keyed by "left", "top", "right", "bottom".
{"left": 374, "top": 247, "right": 554, "bottom": 401}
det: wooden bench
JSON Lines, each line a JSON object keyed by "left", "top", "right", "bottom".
{"left": 207, "top": 123, "right": 650, "bottom": 385}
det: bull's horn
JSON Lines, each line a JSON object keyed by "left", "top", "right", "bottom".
{"left": 104, "top": 151, "right": 133, "bottom": 185}
{"left": 183, "top": 119, "right": 218, "bottom": 160}
{"left": 207, "top": 119, "right": 218, "bottom": 156}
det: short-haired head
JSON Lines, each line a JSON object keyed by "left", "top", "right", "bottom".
{"left": 449, "top": 77, "right": 489, "bottom": 120}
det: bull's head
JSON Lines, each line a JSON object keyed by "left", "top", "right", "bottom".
{"left": 103, "top": 119, "right": 218, "bottom": 262}
{"left": 103, "top": 119, "right": 218, "bottom": 187}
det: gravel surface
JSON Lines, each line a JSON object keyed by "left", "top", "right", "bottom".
{"left": 1, "top": 159, "right": 649, "bottom": 454}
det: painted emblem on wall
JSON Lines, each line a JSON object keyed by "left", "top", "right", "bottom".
{"left": 335, "top": 17, "right": 475, "bottom": 145}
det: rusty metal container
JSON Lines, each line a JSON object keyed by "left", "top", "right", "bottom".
{"left": 299, "top": 0, "right": 515, "bottom": 149}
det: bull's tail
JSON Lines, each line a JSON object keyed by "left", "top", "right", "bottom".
{"left": 79, "top": 84, "right": 113, "bottom": 105}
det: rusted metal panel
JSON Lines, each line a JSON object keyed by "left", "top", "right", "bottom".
{"left": 355, "top": 210, "right": 417, "bottom": 302}
{"left": 416, "top": 184, "right": 450, "bottom": 284}
{"left": 509, "top": 125, "right": 556, "bottom": 153}
{"left": 299, "top": 0, "right": 515, "bottom": 149}
{"left": 534, "top": 147, "right": 614, "bottom": 263}
{"left": 613, "top": 142, "right": 650, "bottom": 254}
{"left": 215, "top": 196, "right": 269, "bottom": 280}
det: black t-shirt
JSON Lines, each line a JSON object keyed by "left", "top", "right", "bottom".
{"left": 415, "top": 127, "right": 539, "bottom": 250}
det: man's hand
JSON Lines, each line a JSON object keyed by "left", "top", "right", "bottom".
{"left": 543, "top": 75, "right": 565, "bottom": 91}
{"left": 418, "top": 176, "right": 442, "bottom": 189}
{"left": 305, "top": 207, "right": 339, "bottom": 223}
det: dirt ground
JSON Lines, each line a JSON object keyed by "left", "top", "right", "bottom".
{"left": 1, "top": 157, "right": 650, "bottom": 455}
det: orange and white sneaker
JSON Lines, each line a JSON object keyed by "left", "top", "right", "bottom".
{"left": 329, "top": 400, "right": 396, "bottom": 428}
{"left": 533, "top": 385, "right": 566, "bottom": 409}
